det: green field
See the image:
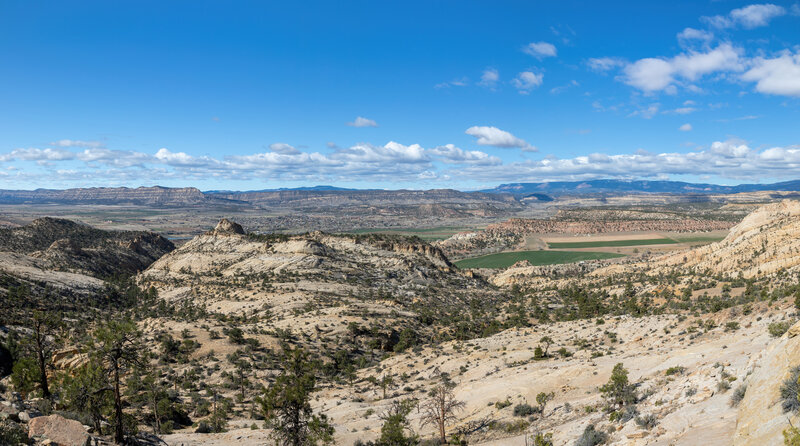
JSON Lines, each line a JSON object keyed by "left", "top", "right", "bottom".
{"left": 671, "top": 235, "right": 726, "bottom": 243}
{"left": 454, "top": 250, "right": 625, "bottom": 269}
{"left": 546, "top": 238, "right": 678, "bottom": 249}
{"left": 349, "top": 226, "right": 476, "bottom": 241}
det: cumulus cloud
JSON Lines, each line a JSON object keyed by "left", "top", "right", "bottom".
{"left": 523, "top": 42, "right": 557, "bottom": 58}
{"left": 446, "top": 139, "right": 800, "bottom": 183}
{"left": 347, "top": 116, "right": 378, "bottom": 127}
{"left": 428, "top": 144, "right": 501, "bottom": 165}
{"left": 703, "top": 3, "right": 786, "bottom": 29}
{"left": 742, "top": 51, "right": 800, "bottom": 97}
{"left": 622, "top": 43, "right": 743, "bottom": 93}
{"left": 479, "top": 68, "right": 499, "bottom": 88}
{"left": 7, "top": 136, "right": 800, "bottom": 187}
{"left": 0, "top": 148, "right": 75, "bottom": 163}
{"left": 465, "top": 126, "right": 536, "bottom": 151}
{"left": 679, "top": 123, "right": 693, "bottom": 132}
{"left": 511, "top": 71, "right": 544, "bottom": 94}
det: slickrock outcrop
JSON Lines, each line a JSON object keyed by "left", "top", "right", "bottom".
{"left": 655, "top": 200, "right": 800, "bottom": 278}
{"left": 734, "top": 319, "right": 800, "bottom": 445}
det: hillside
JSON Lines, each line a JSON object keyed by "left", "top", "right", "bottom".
{"left": 638, "top": 200, "right": 800, "bottom": 278}
{"left": 138, "top": 219, "right": 497, "bottom": 359}
{"left": 0, "top": 217, "right": 175, "bottom": 277}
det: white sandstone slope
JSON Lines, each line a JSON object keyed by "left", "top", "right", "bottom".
{"left": 655, "top": 200, "right": 800, "bottom": 277}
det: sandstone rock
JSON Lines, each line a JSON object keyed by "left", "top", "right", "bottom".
{"left": 734, "top": 320, "right": 800, "bottom": 445}
{"left": 213, "top": 218, "right": 245, "bottom": 235}
{"left": 28, "top": 414, "right": 89, "bottom": 446}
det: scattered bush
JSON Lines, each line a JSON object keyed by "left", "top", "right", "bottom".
{"left": 781, "top": 366, "right": 800, "bottom": 413}
{"left": 769, "top": 321, "right": 794, "bottom": 338}
{"left": 665, "top": 366, "right": 686, "bottom": 376}
{"left": 574, "top": 424, "right": 607, "bottom": 446}
{"left": 635, "top": 414, "right": 658, "bottom": 429}
{"left": 730, "top": 384, "right": 747, "bottom": 407}
{"left": 0, "top": 420, "right": 28, "bottom": 445}
{"left": 495, "top": 399, "right": 512, "bottom": 410}
{"left": 513, "top": 403, "right": 536, "bottom": 417}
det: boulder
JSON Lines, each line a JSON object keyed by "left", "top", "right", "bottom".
{"left": 28, "top": 414, "right": 89, "bottom": 446}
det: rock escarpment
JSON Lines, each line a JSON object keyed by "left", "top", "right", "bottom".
{"left": 654, "top": 200, "right": 800, "bottom": 278}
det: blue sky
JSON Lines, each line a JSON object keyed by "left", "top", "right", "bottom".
{"left": 1, "top": 1, "right": 799, "bottom": 190}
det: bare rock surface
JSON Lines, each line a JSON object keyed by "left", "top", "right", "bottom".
{"left": 28, "top": 414, "right": 89, "bottom": 446}
{"left": 733, "top": 320, "right": 800, "bottom": 445}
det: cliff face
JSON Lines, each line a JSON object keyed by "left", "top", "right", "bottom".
{"left": 0, "top": 186, "right": 225, "bottom": 207}
{"left": 211, "top": 188, "right": 519, "bottom": 207}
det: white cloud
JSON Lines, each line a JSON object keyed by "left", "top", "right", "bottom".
{"left": 269, "top": 143, "right": 300, "bottom": 155}
{"left": 465, "top": 126, "right": 536, "bottom": 151}
{"left": 479, "top": 68, "right": 499, "bottom": 88}
{"left": 49, "top": 139, "right": 106, "bottom": 149}
{"left": 434, "top": 77, "right": 468, "bottom": 89}
{"left": 742, "top": 51, "right": 800, "bottom": 97}
{"left": 628, "top": 103, "right": 661, "bottom": 119}
{"left": 447, "top": 139, "right": 800, "bottom": 183}
{"left": 347, "top": 116, "right": 378, "bottom": 127}
{"left": 623, "top": 58, "right": 675, "bottom": 92}
{"left": 586, "top": 57, "right": 625, "bottom": 73}
{"left": 511, "top": 71, "right": 544, "bottom": 94}
{"left": 677, "top": 28, "right": 714, "bottom": 45}
{"left": 9, "top": 136, "right": 800, "bottom": 187}
{"left": 523, "top": 41, "right": 557, "bottom": 58}
{"left": 679, "top": 123, "right": 693, "bottom": 132}
{"left": 77, "top": 148, "right": 150, "bottom": 167}
{"left": 0, "top": 148, "right": 75, "bottom": 162}
{"left": 703, "top": 3, "right": 786, "bottom": 29}
{"left": 428, "top": 144, "right": 501, "bottom": 165}
{"left": 622, "top": 43, "right": 743, "bottom": 93}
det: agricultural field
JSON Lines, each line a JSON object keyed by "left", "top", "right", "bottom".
{"left": 453, "top": 249, "right": 625, "bottom": 269}
{"left": 546, "top": 237, "right": 678, "bottom": 248}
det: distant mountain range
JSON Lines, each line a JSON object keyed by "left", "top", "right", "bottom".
{"left": 0, "top": 179, "right": 799, "bottom": 207}
{"left": 480, "top": 179, "right": 800, "bottom": 196}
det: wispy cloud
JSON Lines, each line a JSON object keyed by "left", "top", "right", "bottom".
{"left": 523, "top": 42, "right": 557, "bottom": 59}
{"left": 622, "top": 43, "right": 743, "bottom": 93}
{"left": 479, "top": 68, "right": 499, "bottom": 89}
{"left": 511, "top": 71, "right": 544, "bottom": 94}
{"left": 347, "top": 116, "right": 379, "bottom": 127}
{"left": 702, "top": 3, "right": 786, "bottom": 29}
